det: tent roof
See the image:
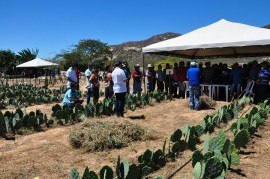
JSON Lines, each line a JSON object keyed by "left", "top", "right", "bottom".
{"left": 142, "top": 19, "right": 270, "bottom": 58}
{"left": 16, "top": 58, "right": 59, "bottom": 68}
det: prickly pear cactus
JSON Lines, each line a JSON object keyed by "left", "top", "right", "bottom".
{"left": 99, "top": 165, "right": 113, "bottom": 179}
{"left": 193, "top": 162, "right": 202, "bottom": 179}
{"left": 170, "top": 129, "right": 182, "bottom": 142}
{"left": 234, "top": 129, "right": 250, "bottom": 150}
{"left": 192, "top": 150, "right": 203, "bottom": 167}
{"left": 204, "top": 156, "right": 223, "bottom": 178}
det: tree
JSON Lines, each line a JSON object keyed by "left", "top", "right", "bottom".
{"left": 17, "top": 48, "right": 39, "bottom": 65}
{"left": 0, "top": 49, "right": 17, "bottom": 74}
{"left": 56, "top": 39, "right": 113, "bottom": 70}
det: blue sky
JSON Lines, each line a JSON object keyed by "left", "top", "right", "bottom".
{"left": 1, "top": 0, "right": 270, "bottom": 59}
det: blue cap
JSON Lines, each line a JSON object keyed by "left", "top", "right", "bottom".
{"left": 115, "top": 61, "right": 122, "bottom": 66}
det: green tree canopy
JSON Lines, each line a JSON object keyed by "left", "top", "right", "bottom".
{"left": 56, "top": 39, "right": 112, "bottom": 70}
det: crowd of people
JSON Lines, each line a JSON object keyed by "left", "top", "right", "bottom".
{"left": 62, "top": 59, "right": 270, "bottom": 114}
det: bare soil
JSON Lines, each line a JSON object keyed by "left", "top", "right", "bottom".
{"left": 1, "top": 79, "right": 270, "bottom": 178}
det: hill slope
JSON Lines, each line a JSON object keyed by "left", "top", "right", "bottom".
{"left": 111, "top": 32, "right": 180, "bottom": 65}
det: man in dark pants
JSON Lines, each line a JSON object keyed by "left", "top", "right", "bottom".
{"left": 112, "top": 61, "right": 128, "bottom": 117}
{"left": 257, "top": 62, "right": 270, "bottom": 103}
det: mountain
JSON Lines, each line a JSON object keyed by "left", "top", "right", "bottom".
{"left": 263, "top": 24, "right": 270, "bottom": 29}
{"left": 111, "top": 32, "right": 180, "bottom": 65}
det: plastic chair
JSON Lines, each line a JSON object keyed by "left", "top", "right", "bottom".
{"left": 183, "top": 81, "right": 189, "bottom": 99}
{"left": 238, "top": 80, "right": 255, "bottom": 99}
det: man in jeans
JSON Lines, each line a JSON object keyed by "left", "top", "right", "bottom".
{"left": 187, "top": 61, "right": 201, "bottom": 110}
{"left": 112, "top": 61, "right": 128, "bottom": 117}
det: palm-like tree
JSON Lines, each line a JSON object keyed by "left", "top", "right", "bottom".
{"left": 17, "top": 48, "right": 39, "bottom": 65}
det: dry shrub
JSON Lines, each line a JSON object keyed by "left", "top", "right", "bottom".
{"left": 69, "top": 120, "right": 152, "bottom": 152}
{"left": 184, "top": 95, "right": 216, "bottom": 109}
{"left": 200, "top": 95, "right": 216, "bottom": 109}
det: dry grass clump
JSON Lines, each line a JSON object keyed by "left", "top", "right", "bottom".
{"left": 184, "top": 95, "right": 216, "bottom": 109}
{"left": 69, "top": 120, "right": 152, "bottom": 152}
{"left": 199, "top": 95, "right": 216, "bottom": 109}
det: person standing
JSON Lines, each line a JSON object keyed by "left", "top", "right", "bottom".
{"left": 122, "top": 62, "right": 131, "bottom": 94}
{"left": 104, "top": 68, "right": 114, "bottom": 99}
{"left": 85, "top": 63, "right": 93, "bottom": 104}
{"left": 230, "top": 63, "right": 243, "bottom": 98}
{"left": 256, "top": 62, "right": 270, "bottom": 103}
{"left": 76, "top": 69, "right": 81, "bottom": 90}
{"left": 146, "top": 64, "right": 155, "bottom": 93}
{"left": 156, "top": 64, "right": 164, "bottom": 92}
{"left": 66, "top": 63, "right": 79, "bottom": 89}
{"left": 131, "top": 64, "right": 142, "bottom": 95}
{"left": 112, "top": 61, "right": 128, "bottom": 117}
{"left": 187, "top": 61, "right": 201, "bottom": 110}
{"left": 89, "top": 69, "right": 100, "bottom": 104}
{"left": 178, "top": 61, "right": 188, "bottom": 98}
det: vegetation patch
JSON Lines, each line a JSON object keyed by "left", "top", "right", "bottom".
{"left": 69, "top": 120, "right": 153, "bottom": 152}
{"left": 199, "top": 95, "right": 217, "bottom": 109}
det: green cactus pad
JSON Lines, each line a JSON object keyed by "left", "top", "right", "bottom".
{"left": 170, "top": 129, "right": 182, "bottom": 142}
{"left": 234, "top": 129, "right": 250, "bottom": 150}
{"left": 99, "top": 165, "right": 113, "bottom": 179}
{"left": 192, "top": 150, "right": 203, "bottom": 167}
{"left": 204, "top": 156, "right": 224, "bottom": 178}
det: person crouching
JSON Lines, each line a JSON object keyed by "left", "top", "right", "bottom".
{"left": 63, "top": 83, "right": 84, "bottom": 108}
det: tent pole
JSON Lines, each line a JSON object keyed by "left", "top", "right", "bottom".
{"left": 142, "top": 53, "right": 146, "bottom": 93}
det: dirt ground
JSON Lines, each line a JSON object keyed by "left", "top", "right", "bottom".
{"left": 1, "top": 79, "right": 270, "bottom": 179}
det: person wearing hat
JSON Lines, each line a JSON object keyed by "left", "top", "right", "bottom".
{"left": 146, "top": 64, "right": 156, "bottom": 93}
{"left": 112, "top": 61, "right": 128, "bottom": 117}
{"left": 62, "top": 83, "right": 84, "bottom": 108}
{"left": 132, "top": 64, "right": 142, "bottom": 95}
{"left": 66, "top": 62, "right": 79, "bottom": 90}
{"left": 186, "top": 61, "right": 201, "bottom": 110}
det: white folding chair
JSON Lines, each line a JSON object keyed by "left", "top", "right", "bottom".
{"left": 238, "top": 80, "right": 255, "bottom": 99}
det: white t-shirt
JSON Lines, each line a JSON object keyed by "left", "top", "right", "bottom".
{"left": 84, "top": 68, "right": 92, "bottom": 88}
{"left": 66, "top": 67, "right": 77, "bottom": 88}
{"left": 112, "top": 67, "right": 127, "bottom": 93}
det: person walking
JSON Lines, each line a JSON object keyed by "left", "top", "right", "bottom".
{"left": 186, "top": 61, "right": 201, "bottom": 110}
{"left": 85, "top": 63, "right": 93, "bottom": 104}
{"left": 66, "top": 63, "right": 79, "bottom": 90}
{"left": 112, "top": 61, "right": 128, "bottom": 117}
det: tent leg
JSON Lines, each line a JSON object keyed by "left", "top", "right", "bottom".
{"left": 142, "top": 54, "right": 146, "bottom": 93}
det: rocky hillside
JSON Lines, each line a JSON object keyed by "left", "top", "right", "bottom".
{"left": 111, "top": 32, "right": 180, "bottom": 65}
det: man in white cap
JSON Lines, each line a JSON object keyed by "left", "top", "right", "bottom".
{"left": 186, "top": 61, "right": 201, "bottom": 110}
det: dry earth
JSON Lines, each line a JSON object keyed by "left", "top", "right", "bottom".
{"left": 1, "top": 79, "right": 270, "bottom": 178}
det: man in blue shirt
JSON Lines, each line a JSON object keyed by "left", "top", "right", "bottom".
{"left": 63, "top": 84, "right": 84, "bottom": 108}
{"left": 187, "top": 61, "right": 201, "bottom": 110}
{"left": 230, "top": 63, "right": 243, "bottom": 98}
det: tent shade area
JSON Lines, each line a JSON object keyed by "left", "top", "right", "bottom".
{"left": 142, "top": 19, "right": 270, "bottom": 58}
{"left": 16, "top": 58, "right": 59, "bottom": 68}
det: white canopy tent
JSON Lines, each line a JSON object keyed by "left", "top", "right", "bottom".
{"left": 142, "top": 19, "right": 270, "bottom": 58}
{"left": 16, "top": 58, "right": 59, "bottom": 68}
